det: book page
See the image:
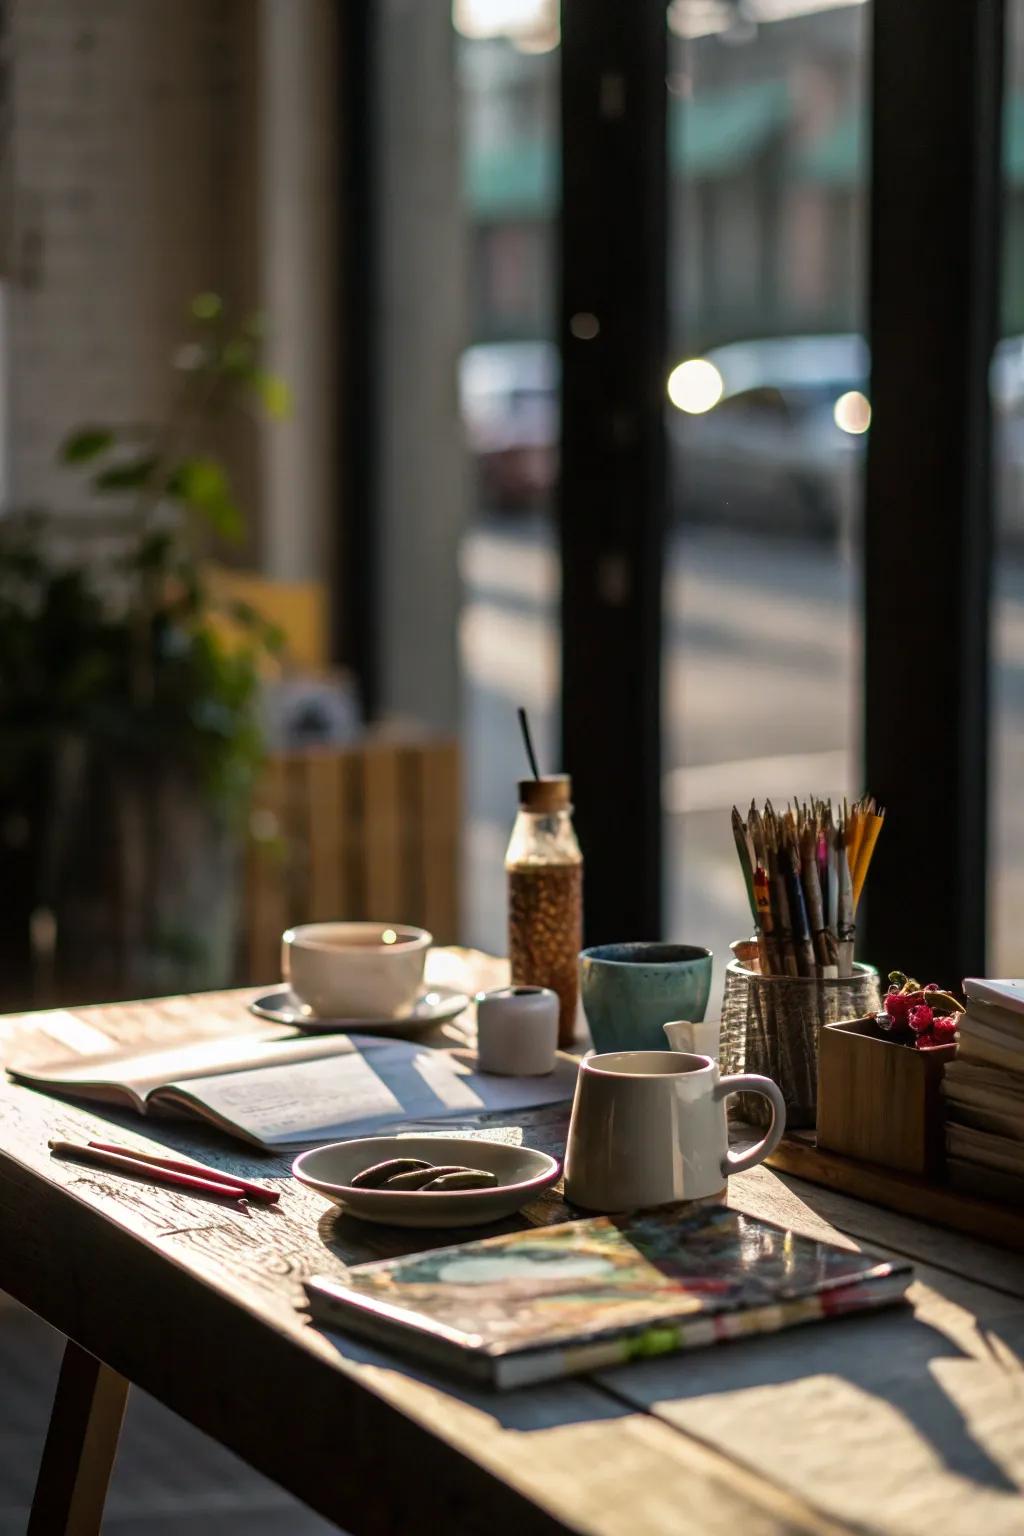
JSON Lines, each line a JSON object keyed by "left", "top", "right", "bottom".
{"left": 154, "top": 1041, "right": 579, "bottom": 1147}
{"left": 8, "top": 1029, "right": 361, "bottom": 1100}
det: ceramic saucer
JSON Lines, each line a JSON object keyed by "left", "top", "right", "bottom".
{"left": 292, "top": 1134, "right": 561, "bottom": 1228}
{"left": 248, "top": 986, "right": 470, "bottom": 1035}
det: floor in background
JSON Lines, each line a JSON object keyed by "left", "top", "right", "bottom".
{"left": 0, "top": 1300, "right": 340, "bottom": 1535}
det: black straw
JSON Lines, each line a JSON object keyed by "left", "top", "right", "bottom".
{"left": 517, "top": 706, "right": 541, "bottom": 780}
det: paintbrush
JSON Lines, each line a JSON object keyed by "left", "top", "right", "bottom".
{"left": 800, "top": 823, "right": 832, "bottom": 977}
{"left": 783, "top": 838, "right": 816, "bottom": 978}
{"left": 748, "top": 801, "right": 767, "bottom": 871}
{"left": 824, "top": 809, "right": 839, "bottom": 974}
{"left": 753, "top": 865, "right": 776, "bottom": 976}
{"left": 765, "top": 803, "right": 798, "bottom": 976}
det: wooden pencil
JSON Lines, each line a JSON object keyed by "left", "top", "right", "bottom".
{"left": 836, "top": 824, "right": 855, "bottom": 977}
{"left": 852, "top": 805, "right": 885, "bottom": 907}
{"left": 732, "top": 806, "right": 757, "bottom": 925}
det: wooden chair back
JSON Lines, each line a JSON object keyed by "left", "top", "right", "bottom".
{"left": 243, "top": 738, "right": 460, "bottom": 983}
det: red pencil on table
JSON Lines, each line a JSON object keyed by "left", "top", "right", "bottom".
{"left": 48, "top": 1140, "right": 253, "bottom": 1203}
{"left": 86, "top": 1141, "right": 280, "bottom": 1204}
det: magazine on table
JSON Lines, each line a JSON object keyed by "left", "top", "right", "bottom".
{"left": 306, "top": 1203, "right": 912, "bottom": 1388}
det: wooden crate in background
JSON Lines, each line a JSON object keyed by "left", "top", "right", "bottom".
{"left": 243, "top": 738, "right": 460, "bottom": 983}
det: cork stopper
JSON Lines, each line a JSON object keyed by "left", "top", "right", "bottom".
{"left": 518, "top": 774, "right": 572, "bottom": 812}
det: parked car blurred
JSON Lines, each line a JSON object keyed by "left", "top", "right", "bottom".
{"left": 667, "top": 334, "right": 870, "bottom": 540}
{"left": 992, "top": 335, "right": 1024, "bottom": 542}
{"left": 460, "top": 332, "right": 1024, "bottom": 541}
{"left": 459, "top": 340, "right": 559, "bottom": 511}
{"left": 669, "top": 331, "right": 1024, "bottom": 542}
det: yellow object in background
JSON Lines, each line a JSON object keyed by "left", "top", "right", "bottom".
{"left": 204, "top": 564, "right": 330, "bottom": 670}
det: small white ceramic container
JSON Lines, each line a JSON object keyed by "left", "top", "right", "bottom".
{"left": 475, "top": 986, "right": 559, "bottom": 1076}
{"left": 283, "top": 922, "right": 430, "bottom": 1018}
{"left": 292, "top": 1134, "right": 561, "bottom": 1228}
{"left": 564, "top": 1050, "right": 785, "bottom": 1211}
{"left": 663, "top": 1018, "right": 721, "bottom": 1058}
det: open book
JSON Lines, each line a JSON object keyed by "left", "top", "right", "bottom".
{"left": 8, "top": 1031, "right": 579, "bottom": 1150}
{"left": 306, "top": 1204, "right": 912, "bottom": 1388}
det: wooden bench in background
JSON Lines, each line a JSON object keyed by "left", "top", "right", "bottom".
{"left": 243, "top": 737, "right": 461, "bottom": 983}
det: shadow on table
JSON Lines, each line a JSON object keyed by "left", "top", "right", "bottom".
{"left": 309, "top": 1211, "right": 1008, "bottom": 1473}
{"left": 599, "top": 1302, "right": 1022, "bottom": 1496}
{"left": 309, "top": 1318, "right": 637, "bottom": 1434}
{"left": 305, "top": 1241, "right": 1022, "bottom": 1479}
{"left": 314, "top": 1194, "right": 568, "bottom": 1268}
{"left": 314, "top": 1204, "right": 1021, "bottom": 1493}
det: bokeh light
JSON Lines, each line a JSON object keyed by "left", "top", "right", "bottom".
{"left": 667, "top": 358, "right": 724, "bottom": 414}
{"left": 833, "top": 389, "right": 871, "bottom": 434}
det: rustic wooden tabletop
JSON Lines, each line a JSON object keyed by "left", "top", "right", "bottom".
{"left": 1, "top": 949, "right": 1022, "bottom": 1536}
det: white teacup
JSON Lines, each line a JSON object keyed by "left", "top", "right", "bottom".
{"left": 564, "top": 1050, "right": 785, "bottom": 1211}
{"left": 283, "top": 922, "right": 431, "bottom": 1018}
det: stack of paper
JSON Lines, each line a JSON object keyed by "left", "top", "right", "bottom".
{"left": 943, "top": 978, "right": 1024, "bottom": 1200}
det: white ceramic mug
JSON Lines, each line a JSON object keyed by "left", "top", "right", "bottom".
{"left": 563, "top": 1050, "right": 786, "bottom": 1211}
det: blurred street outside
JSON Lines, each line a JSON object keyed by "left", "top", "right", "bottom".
{"left": 461, "top": 517, "right": 1024, "bottom": 1009}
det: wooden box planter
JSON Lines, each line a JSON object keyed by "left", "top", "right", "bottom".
{"left": 816, "top": 1017, "right": 956, "bottom": 1177}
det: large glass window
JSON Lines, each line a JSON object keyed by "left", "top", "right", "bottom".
{"left": 992, "top": 0, "right": 1024, "bottom": 972}
{"left": 455, "top": 1, "right": 560, "bottom": 951}
{"left": 664, "top": 0, "right": 868, "bottom": 998}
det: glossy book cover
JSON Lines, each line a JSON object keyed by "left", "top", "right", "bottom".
{"left": 307, "top": 1205, "right": 912, "bottom": 1388}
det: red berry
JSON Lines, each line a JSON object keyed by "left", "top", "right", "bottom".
{"left": 908, "top": 1004, "right": 934, "bottom": 1033}
{"left": 915, "top": 1031, "right": 939, "bottom": 1050}
{"left": 884, "top": 992, "right": 911, "bottom": 1025}
{"left": 924, "top": 983, "right": 939, "bottom": 993}
{"left": 931, "top": 1016, "right": 958, "bottom": 1040}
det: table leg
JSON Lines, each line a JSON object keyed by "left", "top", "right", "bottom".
{"left": 27, "top": 1339, "right": 129, "bottom": 1536}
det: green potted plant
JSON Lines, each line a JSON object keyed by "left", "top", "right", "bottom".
{"left": 0, "top": 294, "right": 288, "bottom": 1003}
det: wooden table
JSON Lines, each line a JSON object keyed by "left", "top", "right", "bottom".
{"left": 2, "top": 950, "right": 1023, "bottom": 1536}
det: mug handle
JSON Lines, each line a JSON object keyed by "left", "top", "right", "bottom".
{"left": 714, "top": 1074, "right": 787, "bottom": 1176}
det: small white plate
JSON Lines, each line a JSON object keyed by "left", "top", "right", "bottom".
{"left": 292, "top": 1134, "right": 561, "bottom": 1228}
{"left": 249, "top": 986, "right": 470, "bottom": 1035}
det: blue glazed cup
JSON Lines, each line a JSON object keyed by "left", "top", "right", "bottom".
{"left": 579, "top": 942, "right": 713, "bottom": 1055}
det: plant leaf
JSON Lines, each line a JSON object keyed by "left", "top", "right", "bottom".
{"left": 241, "top": 311, "right": 267, "bottom": 341}
{"left": 221, "top": 337, "right": 256, "bottom": 376}
{"left": 60, "top": 428, "right": 114, "bottom": 465}
{"left": 92, "top": 455, "right": 159, "bottom": 492}
{"left": 169, "top": 456, "right": 243, "bottom": 542}
{"left": 190, "top": 291, "right": 223, "bottom": 322}
{"left": 253, "top": 371, "right": 292, "bottom": 419}
{"left": 228, "top": 598, "right": 261, "bottom": 629}
{"left": 262, "top": 619, "right": 286, "bottom": 655}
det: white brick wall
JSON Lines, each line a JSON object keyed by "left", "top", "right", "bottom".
{"left": 6, "top": 0, "right": 258, "bottom": 519}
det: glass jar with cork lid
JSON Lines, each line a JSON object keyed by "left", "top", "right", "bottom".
{"left": 505, "top": 774, "right": 583, "bottom": 1049}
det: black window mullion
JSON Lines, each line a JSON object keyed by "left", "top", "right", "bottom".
{"left": 862, "top": 0, "right": 1005, "bottom": 982}
{"left": 559, "top": 0, "right": 667, "bottom": 944}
